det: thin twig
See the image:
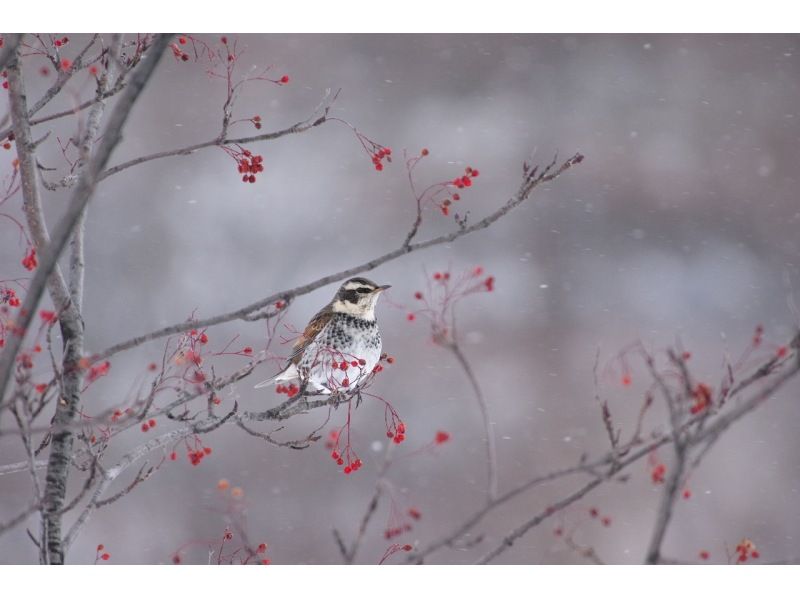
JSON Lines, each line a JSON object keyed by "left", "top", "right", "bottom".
{"left": 91, "top": 153, "right": 585, "bottom": 364}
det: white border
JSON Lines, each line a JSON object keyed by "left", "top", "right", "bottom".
{"left": 2, "top": 564, "right": 799, "bottom": 597}
{"left": 0, "top": 1, "right": 798, "bottom": 33}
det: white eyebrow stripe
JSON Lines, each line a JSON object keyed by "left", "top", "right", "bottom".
{"left": 343, "top": 281, "right": 374, "bottom": 291}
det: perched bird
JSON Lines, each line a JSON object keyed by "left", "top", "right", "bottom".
{"left": 255, "top": 277, "right": 391, "bottom": 394}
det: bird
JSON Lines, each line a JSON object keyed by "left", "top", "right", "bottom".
{"left": 255, "top": 277, "right": 391, "bottom": 394}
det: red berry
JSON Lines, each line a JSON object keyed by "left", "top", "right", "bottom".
{"left": 280, "top": 75, "right": 289, "bottom": 84}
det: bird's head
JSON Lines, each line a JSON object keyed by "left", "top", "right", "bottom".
{"left": 331, "top": 277, "right": 391, "bottom": 320}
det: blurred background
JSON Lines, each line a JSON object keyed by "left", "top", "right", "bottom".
{"left": 1, "top": 33, "right": 800, "bottom": 564}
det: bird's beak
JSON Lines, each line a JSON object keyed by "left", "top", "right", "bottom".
{"left": 374, "top": 285, "right": 391, "bottom": 293}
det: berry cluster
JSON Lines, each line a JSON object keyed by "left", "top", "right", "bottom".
{"left": 386, "top": 420, "right": 406, "bottom": 444}
{"left": 2, "top": 131, "right": 14, "bottom": 150}
{"left": 17, "top": 353, "right": 34, "bottom": 370}
{"left": 734, "top": 538, "right": 760, "bottom": 563}
{"left": 94, "top": 544, "right": 110, "bottom": 564}
{"left": 326, "top": 428, "right": 363, "bottom": 475}
{"left": 451, "top": 166, "right": 479, "bottom": 189}
{"left": 234, "top": 150, "right": 264, "bottom": 183}
{"left": 53, "top": 36, "right": 69, "bottom": 48}
{"left": 371, "top": 146, "right": 392, "bottom": 171}
{"left": 21, "top": 247, "right": 37, "bottom": 271}
{"left": 689, "top": 382, "right": 712, "bottom": 415}
{"left": 275, "top": 383, "right": 300, "bottom": 398}
{"left": 189, "top": 329, "right": 209, "bottom": 345}
{"left": 1, "top": 287, "right": 20, "bottom": 307}
{"left": 39, "top": 310, "right": 57, "bottom": 324}
{"left": 329, "top": 449, "right": 362, "bottom": 475}
{"left": 187, "top": 445, "right": 213, "bottom": 466}
{"left": 85, "top": 360, "right": 111, "bottom": 384}
{"left": 371, "top": 352, "right": 395, "bottom": 375}
{"left": 384, "top": 507, "right": 423, "bottom": 540}
{"left": 140, "top": 418, "right": 157, "bottom": 433}
{"left": 650, "top": 461, "right": 666, "bottom": 484}
{"left": 384, "top": 522, "right": 412, "bottom": 540}
{"left": 170, "top": 41, "right": 189, "bottom": 62}
{"left": 588, "top": 506, "right": 612, "bottom": 527}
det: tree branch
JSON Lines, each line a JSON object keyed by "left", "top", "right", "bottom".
{"left": 0, "top": 34, "right": 172, "bottom": 405}
{"left": 0, "top": 33, "right": 173, "bottom": 564}
{"left": 92, "top": 153, "right": 585, "bottom": 364}
{"left": 0, "top": 34, "right": 23, "bottom": 73}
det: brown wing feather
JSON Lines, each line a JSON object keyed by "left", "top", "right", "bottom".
{"left": 288, "top": 306, "right": 333, "bottom": 365}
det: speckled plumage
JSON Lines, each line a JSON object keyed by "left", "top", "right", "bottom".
{"left": 255, "top": 278, "right": 389, "bottom": 394}
{"left": 293, "top": 313, "right": 383, "bottom": 392}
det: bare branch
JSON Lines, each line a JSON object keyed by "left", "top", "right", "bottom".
{"left": 92, "top": 153, "right": 585, "bottom": 363}
{"left": 448, "top": 342, "right": 498, "bottom": 502}
{"left": 0, "top": 34, "right": 172, "bottom": 404}
{"left": 0, "top": 502, "right": 38, "bottom": 538}
{"left": 96, "top": 94, "right": 334, "bottom": 182}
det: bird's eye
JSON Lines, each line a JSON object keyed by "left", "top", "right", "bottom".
{"left": 356, "top": 287, "right": 372, "bottom": 294}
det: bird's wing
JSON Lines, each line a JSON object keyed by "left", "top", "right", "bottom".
{"left": 287, "top": 306, "right": 333, "bottom": 365}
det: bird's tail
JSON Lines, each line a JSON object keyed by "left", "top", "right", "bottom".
{"left": 253, "top": 363, "right": 299, "bottom": 389}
